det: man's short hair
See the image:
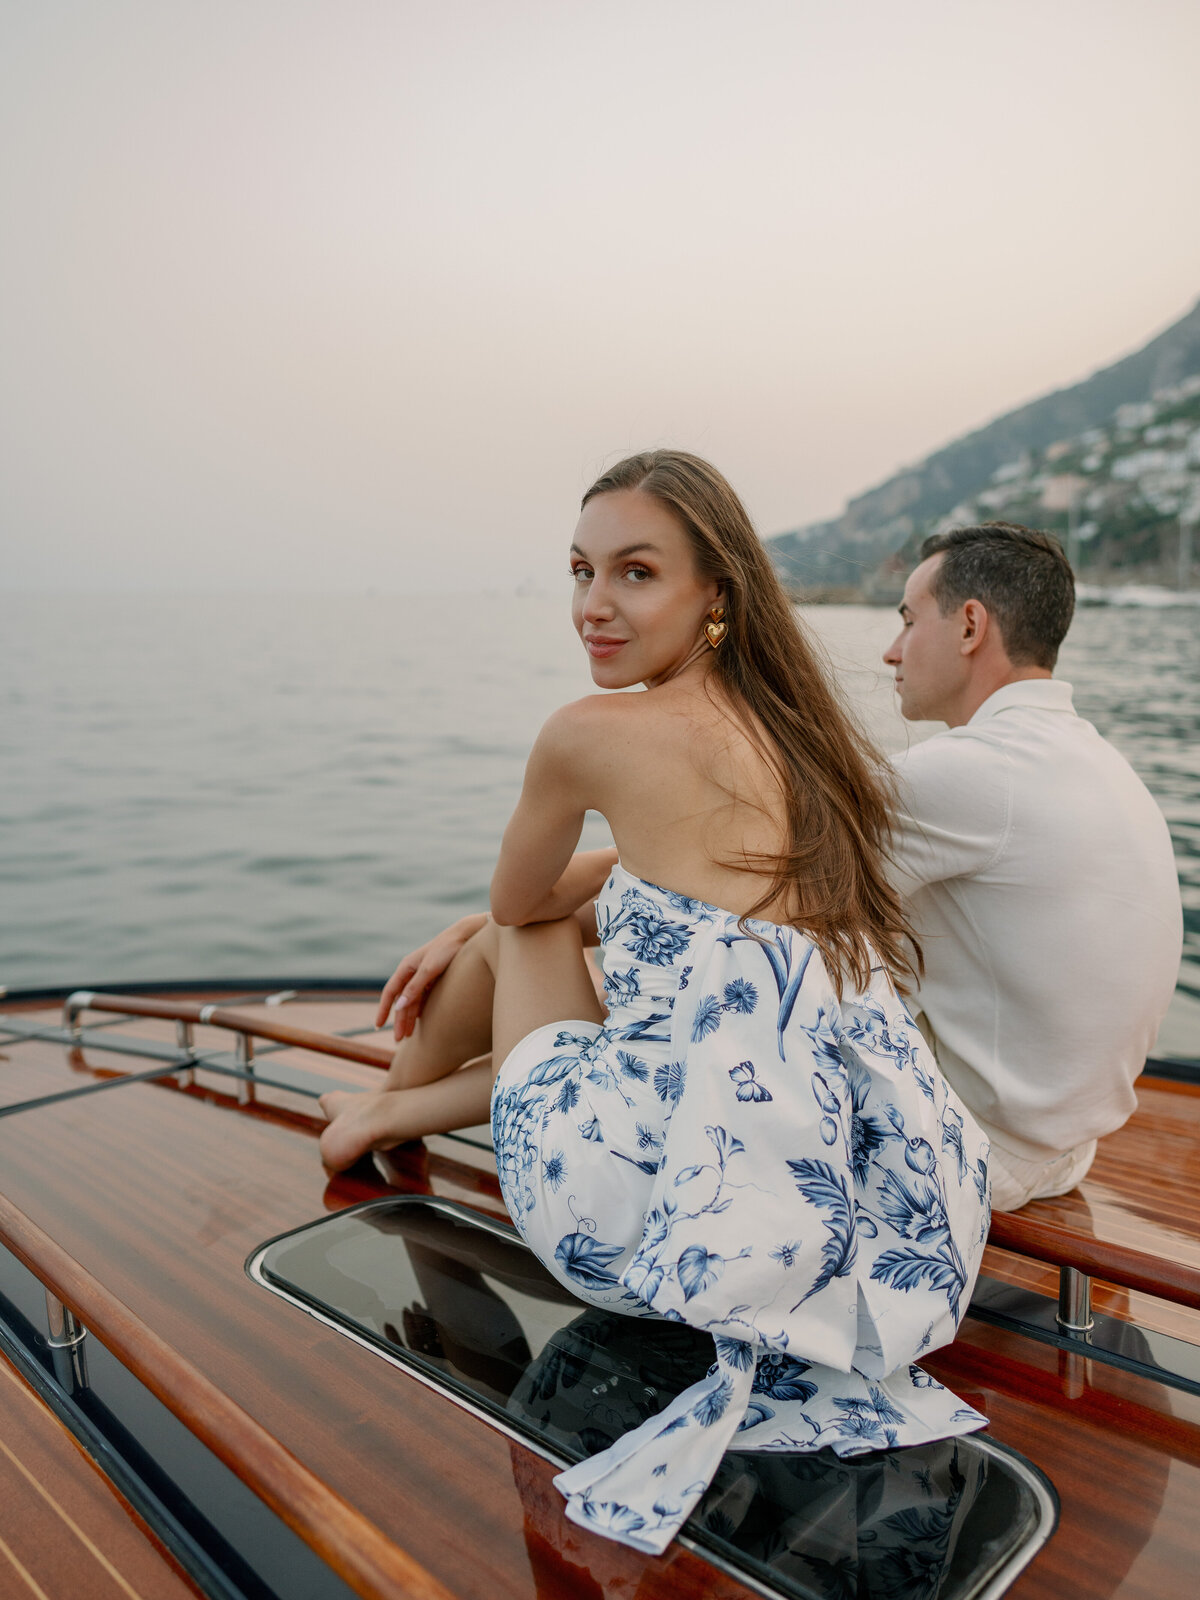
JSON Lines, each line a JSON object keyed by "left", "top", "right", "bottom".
{"left": 920, "top": 522, "right": 1075, "bottom": 669}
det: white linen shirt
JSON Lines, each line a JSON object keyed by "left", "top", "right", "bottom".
{"left": 889, "top": 679, "right": 1182, "bottom": 1162}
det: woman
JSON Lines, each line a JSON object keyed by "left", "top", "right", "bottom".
{"left": 322, "top": 451, "right": 990, "bottom": 1555}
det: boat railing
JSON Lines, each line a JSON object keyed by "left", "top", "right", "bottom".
{"left": 62, "top": 990, "right": 393, "bottom": 1103}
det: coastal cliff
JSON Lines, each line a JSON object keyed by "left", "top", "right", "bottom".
{"left": 769, "top": 298, "right": 1200, "bottom": 599}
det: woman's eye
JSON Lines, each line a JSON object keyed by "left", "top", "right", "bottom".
{"left": 625, "top": 566, "right": 652, "bottom": 582}
{"left": 571, "top": 566, "right": 593, "bottom": 583}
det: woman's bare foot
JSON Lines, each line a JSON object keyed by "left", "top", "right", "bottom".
{"left": 317, "top": 1060, "right": 497, "bottom": 1172}
{"left": 318, "top": 1089, "right": 419, "bottom": 1171}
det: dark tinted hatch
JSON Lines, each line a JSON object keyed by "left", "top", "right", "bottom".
{"left": 250, "top": 1196, "right": 1056, "bottom": 1600}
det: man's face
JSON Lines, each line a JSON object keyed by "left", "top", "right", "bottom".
{"left": 883, "top": 554, "right": 971, "bottom": 723}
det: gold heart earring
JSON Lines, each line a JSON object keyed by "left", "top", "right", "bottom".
{"left": 703, "top": 604, "right": 727, "bottom": 649}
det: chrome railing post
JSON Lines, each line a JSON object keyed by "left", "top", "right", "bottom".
{"left": 62, "top": 990, "right": 95, "bottom": 1037}
{"left": 45, "top": 1290, "right": 89, "bottom": 1392}
{"left": 1056, "top": 1266, "right": 1094, "bottom": 1334}
{"left": 236, "top": 1032, "right": 256, "bottom": 1105}
{"left": 175, "top": 1019, "right": 196, "bottom": 1088}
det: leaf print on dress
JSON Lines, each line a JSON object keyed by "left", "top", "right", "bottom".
{"left": 554, "top": 1232, "right": 626, "bottom": 1293}
{"left": 692, "top": 1375, "right": 734, "bottom": 1426}
{"left": 613, "top": 1011, "right": 674, "bottom": 1045}
{"left": 616, "top": 1050, "right": 649, "bottom": 1082}
{"left": 611, "top": 1150, "right": 664, "bottom": 1176}
{"left": 654, "top": 1059, "right": 686, "bottom": 1105}
{"left": 865, "top": 1147, "right": 971, "bottom": 1320}
{"left": 826, "top": 1385, "right": 907, "bottom": 1450}
{"left": 553, "top": 1078, "right": 580, "bottom": 1115}
{"left": 677, "top": 1245, "right": 725, "bottom": 1302}
{"left": 941, "top": 1105, "right": 968, "bottom": 1184}
{"left": 525, "top": 1050, "right": 585, "bottom": 1087}
{"left": 787, "top": 1159, "right": 858, "bottom": 1306}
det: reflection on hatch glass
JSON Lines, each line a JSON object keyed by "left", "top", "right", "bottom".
{"left": 251, "top": 1196, "right": 1055, "bottom": 1600}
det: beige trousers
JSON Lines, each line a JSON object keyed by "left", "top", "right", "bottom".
{"left": 909, "top": 1010, "right": 1098, "bottom": 1215}
{"left": 987, "top": 1137, "right": 1097, "bottom": 1214}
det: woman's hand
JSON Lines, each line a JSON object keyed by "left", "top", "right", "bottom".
{"left": 376, "top": 913, "right": 489, "bottom": 1040}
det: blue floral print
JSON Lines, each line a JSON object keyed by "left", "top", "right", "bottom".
{"left": 492, "top": 864, "right": 990, "bottom": 1556}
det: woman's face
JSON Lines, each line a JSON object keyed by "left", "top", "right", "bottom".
{"left": 570, "top": 489, "right": 720, "bottom": 688}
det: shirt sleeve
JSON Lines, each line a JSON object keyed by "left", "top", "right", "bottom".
{"left": 887, "top": 733, "right": 1012, "bottom": 896}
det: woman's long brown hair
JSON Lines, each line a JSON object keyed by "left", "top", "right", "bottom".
{"left": 582, "top": 450, "right": 920, "bottom": 997}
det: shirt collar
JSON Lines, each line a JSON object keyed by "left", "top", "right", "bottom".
{"left": 969, "top": 678, "right": 1076, "bottom": 725}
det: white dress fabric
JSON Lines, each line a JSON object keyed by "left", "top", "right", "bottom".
{"left": 491, "top": 866, "right": 991, "bottom": 1555}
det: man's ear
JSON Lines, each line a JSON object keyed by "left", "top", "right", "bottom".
{"left": 960, "top": 599, "right": 989, "bottom": 656}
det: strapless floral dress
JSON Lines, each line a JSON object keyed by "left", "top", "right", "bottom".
{"left": 491, "top": 864, "right": 990, "bottom": 1554}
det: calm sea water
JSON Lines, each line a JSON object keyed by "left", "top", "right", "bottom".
{"left": 3, "top": 593, "right": 1197, "bottom": 1059}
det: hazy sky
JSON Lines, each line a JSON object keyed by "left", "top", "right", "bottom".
{"left": 3, "top": 0, "right": 1198, "bottom": 593}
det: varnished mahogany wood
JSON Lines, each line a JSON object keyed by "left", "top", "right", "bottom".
{"left": 989, "top": 1208, "right": 1200, "bottom": 1309}
{"left": 990, "top": 1076, "right": 1200, "bottom": 1311}
{"left": 0, "top": 1354, "right": 205, "bottom": 1599}
{"left": 981, "top": 1244, "right": 1200, "bottom": 1343}
{"left": 65, "top": 992, "right": 394, "bottom": 1069}
{"left": 0, "top": 1193, "right": 455, "bottom": 1600}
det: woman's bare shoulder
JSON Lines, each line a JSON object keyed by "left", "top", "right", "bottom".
{"left": 542, "top": 690, "right": 669, "bottom": 737}
{"left": 534, "top": 691, "right": 699, "bottom": 782}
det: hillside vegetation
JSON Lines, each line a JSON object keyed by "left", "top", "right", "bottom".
{"left": 769, "top": 299, "right": 1200, "bottom": 599}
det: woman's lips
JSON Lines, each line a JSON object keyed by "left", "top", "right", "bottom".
{"left": 586, "top": 637, "right": 627, "bottom": 659}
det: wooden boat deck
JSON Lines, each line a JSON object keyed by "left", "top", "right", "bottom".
{"left": 2, "top": 988, "right": 1199, "bottom": 1599}
{"left": 0, "top": 1352, "right": 204, "bottom": 1599}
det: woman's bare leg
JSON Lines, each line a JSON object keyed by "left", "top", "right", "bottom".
{"left": 383, "top": 920, "right": 502, "bottom": 1089}
{"left": 491, "top": 917, "right": 605, "bottom": 1075}
{"left": 318, "top": 1059, "right": 495, "bottom": 1171}
{"left": 319, "top": 915, "right": 603, "bottom": 1171}
{"left": 319, "top": 921, "right": 501, "bottom": 1170}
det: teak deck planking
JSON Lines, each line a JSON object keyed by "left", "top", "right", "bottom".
{"left": 0, "top": 1351, "right": 205, "bottom": 1600}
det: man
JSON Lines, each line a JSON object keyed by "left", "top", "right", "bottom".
{"left": 882, "top": 522, "right": 1182, "bottom": 1211}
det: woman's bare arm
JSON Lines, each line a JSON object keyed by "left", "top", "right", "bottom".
{"left": 491, "top": 702, "right": 611, "bottom": 926}
{"left": 376, "top": 850, "right": 610, "bottom": 1039}
{"left": 504, "top": 846, "right": 617, "bottom": 926}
